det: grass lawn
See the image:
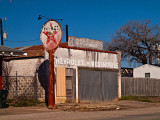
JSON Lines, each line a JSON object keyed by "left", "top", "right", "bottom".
{"left": 120, "top": 96, "right": 160, "bottom": 103}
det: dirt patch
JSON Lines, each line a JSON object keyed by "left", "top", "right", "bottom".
{"left": 1, "top": 100, "right": 160, "bottom": 115}
{"left": 55, "top": 100, "right": 160, "bottom": 112}
{"left": 147, "top": 96, "right": 160, "bottom": 103}
{"left": 55, "top": 103, "right": 120, "bottom": 112}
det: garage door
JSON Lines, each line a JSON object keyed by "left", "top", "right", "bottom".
{"left": 80, "top": 70, "right": 118, "bottom": 101}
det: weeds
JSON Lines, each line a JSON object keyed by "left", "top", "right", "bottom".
{"left": 120, "top": 96, "right": 153, "bottom": 102}
{"left": 6, "top": 99, "right": 44, "bottom": 107}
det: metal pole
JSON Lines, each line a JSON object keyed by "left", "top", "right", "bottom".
{"left": 0, "top": 57, "right": 2, "bottom": 90}
{"left": 48, "top": 50, "right": 55, "bottom": 108}
{"left": 66, "top": 25, "right": 68, "bottom": 42}
{"left": 0, "top": 19, "right": 3, "bottom": 90}
{"left": 0, "top": 19, "right": 3, "bottom": 45}
{"left": 16, "top": 71, "right": 18, "bottom": 98}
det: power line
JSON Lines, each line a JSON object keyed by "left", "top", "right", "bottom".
{"left": 4, "top": 38, "right": 40, "bottom": 42}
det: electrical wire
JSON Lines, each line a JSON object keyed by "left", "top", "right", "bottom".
{"left": 4, "top": 38, "right": 40, "bottom": 42}
{"left": 3, "top": 26, "right": 66, "bottom": 43}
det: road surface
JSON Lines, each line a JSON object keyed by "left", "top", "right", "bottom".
{"left": 0, "top": 106, "right": 160, "bottom": 120}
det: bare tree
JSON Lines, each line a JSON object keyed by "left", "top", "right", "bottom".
{"left": 2, "top": 61, "right": 13, "bottom": 90}
{"left": 105, "top": 20, "right": 160, "bottom": 65}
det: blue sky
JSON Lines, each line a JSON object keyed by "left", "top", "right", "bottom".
{"left": 0, "top": 0, "right": 160, "bottom": 67}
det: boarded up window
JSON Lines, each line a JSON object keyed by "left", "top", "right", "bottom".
{"left": 56, "top": 67, "right": 66, "bottom": 96}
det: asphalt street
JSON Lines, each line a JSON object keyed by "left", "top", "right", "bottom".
{"left": 0, "top": 106, "right": 160, "bottom": 120}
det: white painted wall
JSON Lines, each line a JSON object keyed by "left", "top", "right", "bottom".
{"left": 133, "top": 64, "right": 160, "bottom": 79}
{"left": 45, "top": 48, "right": 119, "bottom": 69}
{"left": 6, "top": 48, "right": 119, "bottom": 77}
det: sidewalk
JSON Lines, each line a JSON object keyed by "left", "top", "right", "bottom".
{"left": 0, "top": 100, "right": 159, "bottom": 115}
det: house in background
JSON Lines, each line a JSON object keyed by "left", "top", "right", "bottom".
{"left": 133, "top": 64, "right": 160, "bottom": 79}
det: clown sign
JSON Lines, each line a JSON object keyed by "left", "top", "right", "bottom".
{"left": 40, "top": 20, "right": 62, "bottom": 51}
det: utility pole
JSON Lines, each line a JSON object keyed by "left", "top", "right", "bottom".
{"left": 66, "top": 25, "right": 68, "bottom": 42}
{"left": 0, "top": 19, "right": 3, "bottom": 45}
{"left": 0, "top": 19, "right": 2, "bottom": 90}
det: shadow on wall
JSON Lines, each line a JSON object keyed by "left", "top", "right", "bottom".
{"left": 37, "top": 60, "right": 56, "bottom": 106}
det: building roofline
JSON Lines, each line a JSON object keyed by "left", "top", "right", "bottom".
{"left": 3, "top": 56, "right": 44, "bottom": 61}
{"left": 59, "top": 44, "right": 118, "bottom": 54}
{"left": 0, "top": 45, "right": 26, "bottom": 57}
{"left": 134, "top": 64, "right": 160, "bottom": 69}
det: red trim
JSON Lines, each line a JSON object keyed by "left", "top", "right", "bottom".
{"left": 59, "top": 45, "right": 118, "bottom": 54}
{"left": 48, "top": 51, "right": 55, "bottom": 108}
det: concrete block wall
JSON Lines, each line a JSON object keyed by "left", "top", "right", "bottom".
{"left": 3, "top": 75, "right": 46, "bottom": 101}
{"left": 2, "top": 58, "right": 47, "bottom": 101}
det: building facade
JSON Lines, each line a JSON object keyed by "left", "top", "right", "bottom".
{"left": 3, "top": 36, "right": 121, "bottom": 103}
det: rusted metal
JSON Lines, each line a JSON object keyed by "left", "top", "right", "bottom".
{"left": 40, "top": 20, "right": 63, "bottom": 51}
{"left": 40, "top": 19, "right": 62, "bottom": 109}
{"left": 48, "top": 50, "right": 55, "bottom": 108}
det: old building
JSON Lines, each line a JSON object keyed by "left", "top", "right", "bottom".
{"left": 0, "top": 45, "right": 26, "bottom": 90}
{"left": 3, "top": 36, "right": 121, "bottom": 103}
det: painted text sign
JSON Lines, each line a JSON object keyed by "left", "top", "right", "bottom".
{"left": 45, "top": 48, "right": 119, "bottom": 69}
{"left": 55, "top": 58, "right": 118, "bottom": 68}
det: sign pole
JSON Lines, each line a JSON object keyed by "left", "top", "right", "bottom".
{"left": 48, "top": 50, "right": 55, "bottom": 108}
{"left": 52, "top": 53, "right": 55, "bottom": 107}
{"left": 40, "top": 19, "right": 62, "bottom": 109}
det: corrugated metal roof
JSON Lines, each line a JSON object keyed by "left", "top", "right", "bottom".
{"left": 0, "top": 45, "right": 24, "bottom": 53}
{"left": 0, "top": 45, "right": 25, "bottom": 57}
{"left": 8, "top": 45, "right": 45, "bottom": 59}
{"left": 12, "top": 43, "right": 68, "bottom": 59}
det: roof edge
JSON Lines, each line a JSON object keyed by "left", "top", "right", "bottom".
{"left": 59, "top": 44, "right": 118, "bottom": 54}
